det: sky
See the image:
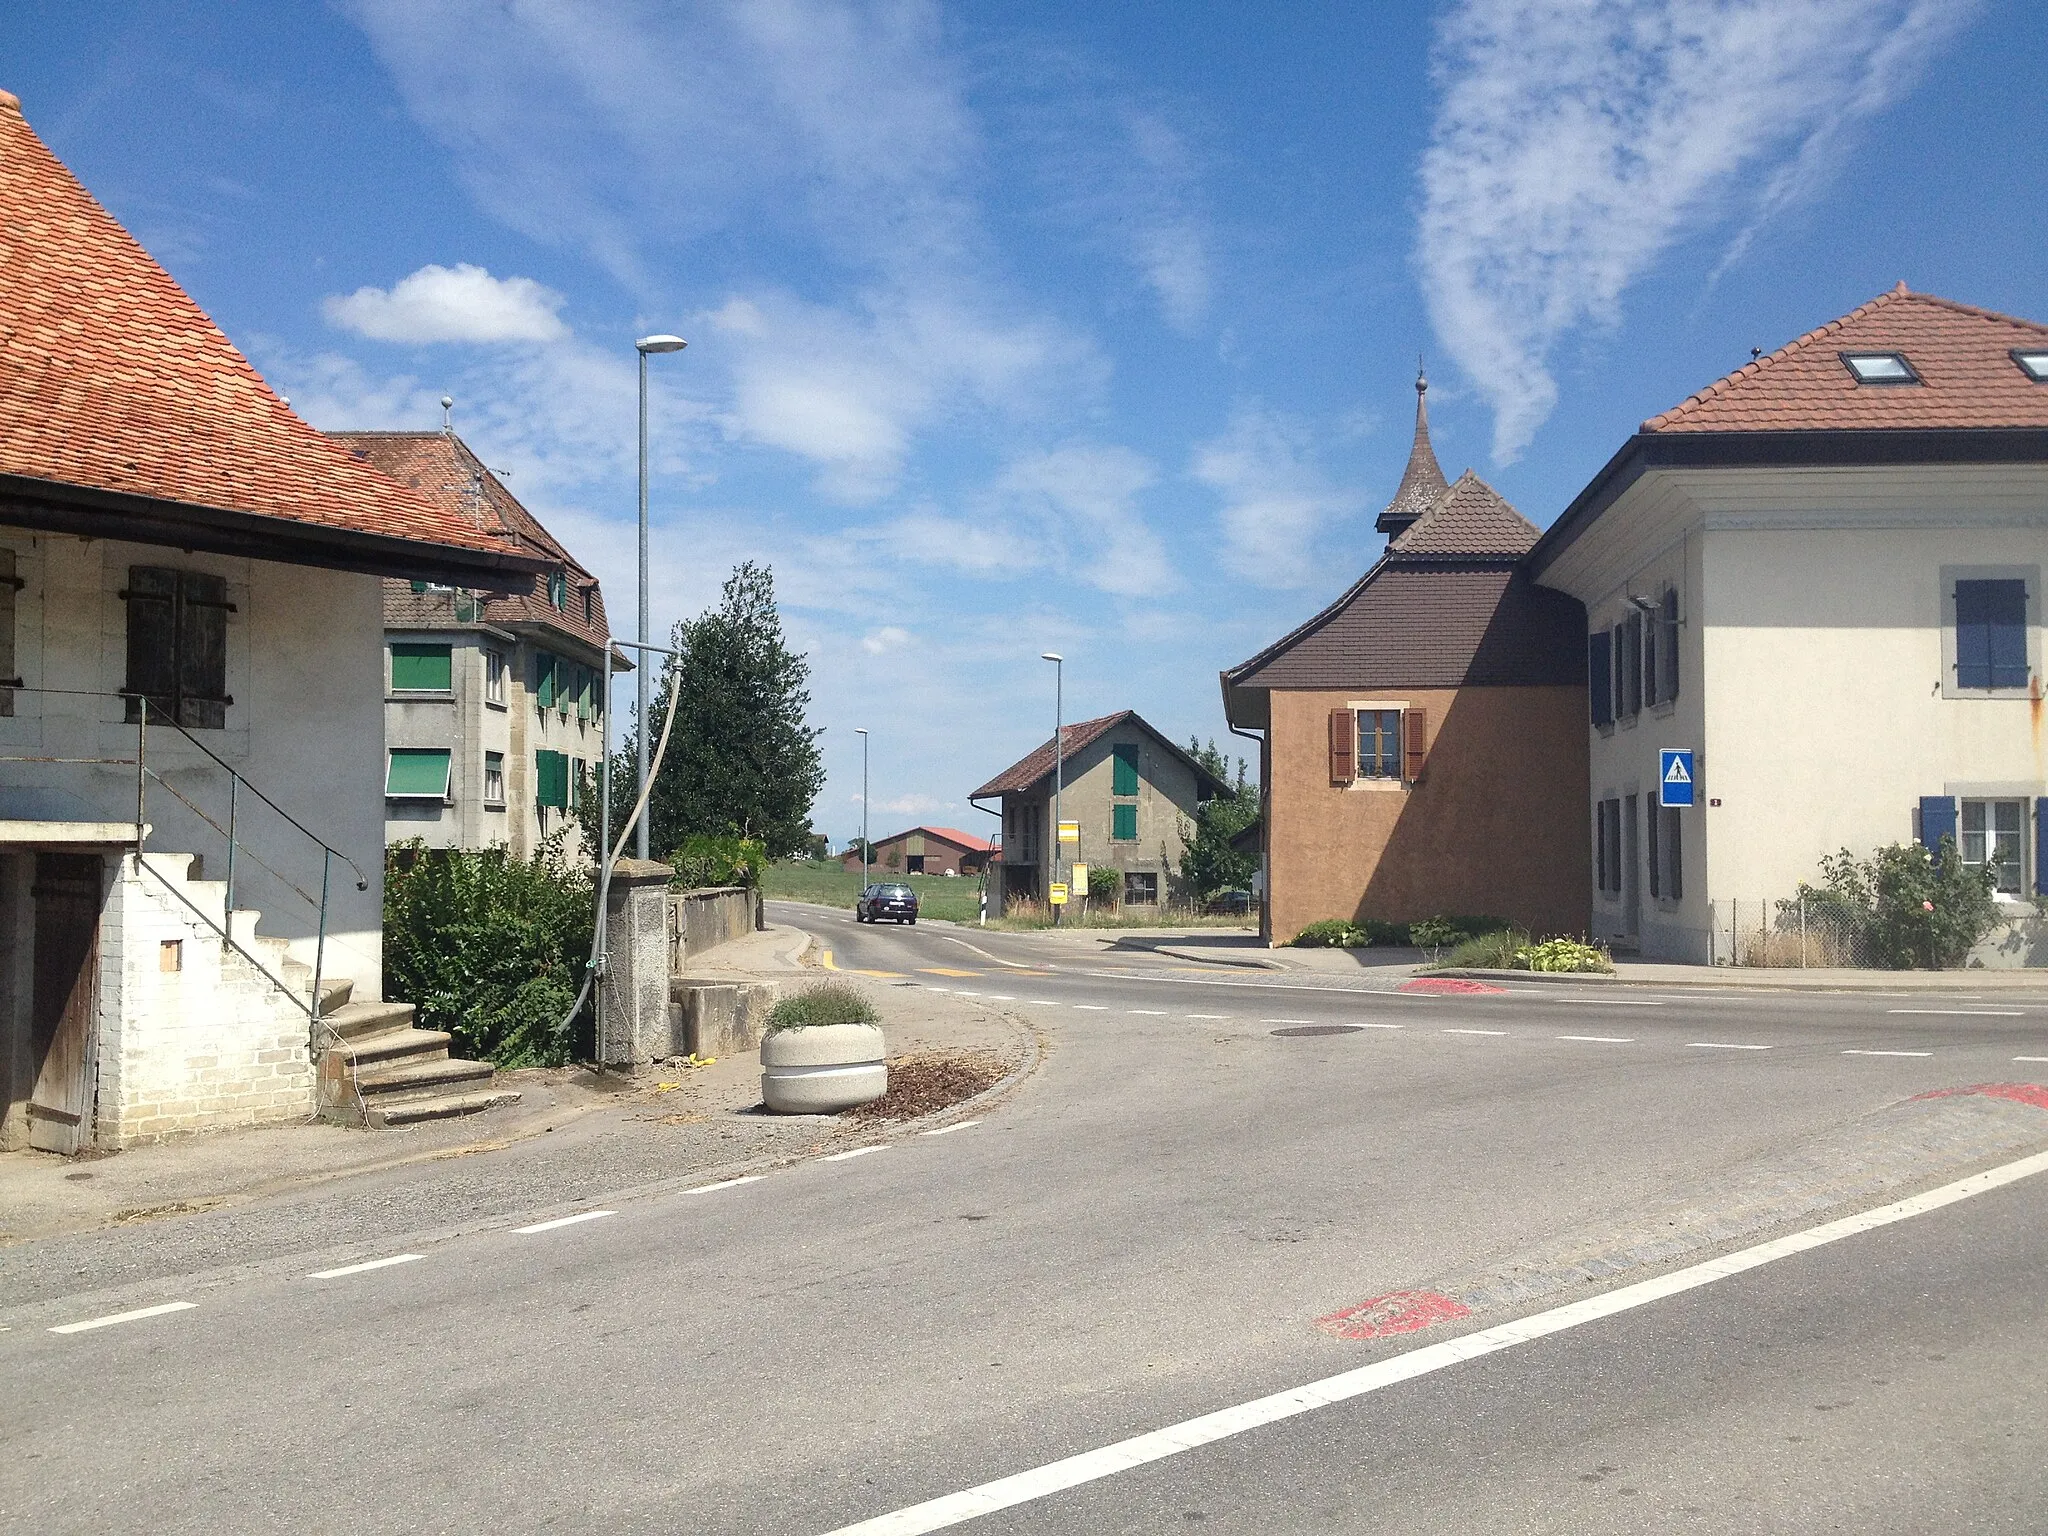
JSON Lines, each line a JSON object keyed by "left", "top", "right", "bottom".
{"left": 5, "top": 1, "right": 2045, "bottom": 847}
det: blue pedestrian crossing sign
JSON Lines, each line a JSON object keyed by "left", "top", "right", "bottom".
{"left": 1659, "top": 748, "right": 1695, "bottom": 808}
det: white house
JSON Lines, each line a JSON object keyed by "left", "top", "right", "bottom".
{"left": 1530, "top": 285, "right": 2048, "bottom": 965}
{"left": 0, "top": 90, "right": 546, "bottom": 1151}
{"left": 329, "top": 431, "right": 626, "bottom": 865}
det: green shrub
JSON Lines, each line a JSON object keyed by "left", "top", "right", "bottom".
{"left": 1513, "top": 937, "right": 1612, "bottom": 973}
{"left": 382, "top": 837, "right": 594, "bottom": 1067}
{"left": 1797, "top": 836, "right": 1997, "bottom": 969}
{"left": 766, "top": 982, "right": 880, "bottom": 1032}
{"left": 1086, "top": 866, "right": 1122, "bottom": 906}
{"left": 1441, "top": 928, "right": 1529, "bottom": 969}
{"left": 670, "top": 832, "right": 766, "bottom": 890}
{"left": 1292, "top": 919, "right": 1357, "bottom": 947}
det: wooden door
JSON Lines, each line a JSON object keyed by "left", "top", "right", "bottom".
{"left": 30, "top": 854, "right": 102, "bottom": 1155}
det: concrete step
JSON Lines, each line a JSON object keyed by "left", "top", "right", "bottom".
{"left": 354, "top": 1056, "right": 497, "bottom": 1106}
{"left": 367, "top": 1088, "right": 523, "bottom": 1128}
{"left": 287, "top": 960, "right": 354, "bottom": 1012}
{"left": 320, "top": 1000, "right": 418, "bottom": 1041}
{"left": 345, "top": 1026, "right": 453, "bottom": 1073}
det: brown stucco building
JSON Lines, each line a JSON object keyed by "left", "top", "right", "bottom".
{"left": 1221, "top": 374, "right": 1590, "bottom": 944}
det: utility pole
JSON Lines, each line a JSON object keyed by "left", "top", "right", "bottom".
{"left": 633, "top": 333, "right": 685, "bottom": 860}
{"left": 1042, "top": 652, "right": 1063, "bottom": 925}
{"left": 856, "top": 727, "right": 870, "bottom": 892}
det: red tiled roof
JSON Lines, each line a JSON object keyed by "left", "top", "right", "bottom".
{"left": 1645, "top": 285, "right": 2048, "bottom": 434}
{"left": 334, "top": 432, "right": 614, "bottom": 658}
{"left": 869, "top": 825, "right": 995, "bottom": 854}
{"left": 0, "top": 91, "right": 522, "bottom": 565}
{"left": 1386, "top": 469, "right": 1540, "bottom": 559}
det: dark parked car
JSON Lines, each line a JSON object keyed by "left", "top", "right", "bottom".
{"left": 856, "top": 882, "right": 919, "bottom": 924}
{"left": 1205, "top": 887, "right": 1255, "bottom": 915}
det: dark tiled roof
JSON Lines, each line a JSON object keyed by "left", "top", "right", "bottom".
{"left": 335, "top": 432, "right": 614, "bottom": 659}
{"left": 1387, "top": 470, "right": 1541, "bottom": 558}
{"left": 1645, "top": 285, "right": 2048, "bottom": 434}
{"left": 1376, "top": 372, "right": 1450, "bottom": 535}
{"left": 971, "top": 710, "right": 1231, "bottom": 800}
{"left": 1224, "top": 565, "right": 1584, "bottom": 693}
{"left": 0, "top": 92, "right": 518, "bottom": 563}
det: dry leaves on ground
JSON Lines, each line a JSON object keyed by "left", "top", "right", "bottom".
{"left": 844, "top": 1049, "right": 1010, "bottom": 1122}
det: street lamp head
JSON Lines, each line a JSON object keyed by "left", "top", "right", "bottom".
{"left": 1041, "top": 651, "right": 1063, "bottom": 663}
{"left": 636, "top": 334, "right": 688, "bottom": 355}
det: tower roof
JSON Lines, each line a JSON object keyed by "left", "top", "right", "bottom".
{"left": 1375, "top": 365, "right": 1450, "bottom": 535}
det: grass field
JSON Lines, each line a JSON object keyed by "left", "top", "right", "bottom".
{"left": 762, "top": 861, "right": 986, "bottom": 923}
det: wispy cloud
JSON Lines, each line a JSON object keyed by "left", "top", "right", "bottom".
{"left": 1417, "top": 0, "right": 1982, "bottom": 460}
{"left": 323, "top": 262, "right": 569, "bottom": 344}
{"left": 1193, "top": 404, "right": 1363, "bottom": 589}
{"left": 862, "top": 625, "right": 911, "bottom": 654}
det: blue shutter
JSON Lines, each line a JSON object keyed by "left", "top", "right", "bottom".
{"left": 1588, "top": 631, "right": 1612, "bottom": 727}
{"left": 2037, "top": 799, "right": 2048, "bottom": 896}
{"left": 1919, "top": 796, "right": 1958, "bottom": 862}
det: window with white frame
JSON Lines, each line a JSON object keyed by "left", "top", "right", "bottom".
{"left": 484, "top": 648, "right": 507, "bottom": 706}
{"left": 1356, "top": 709, "right": 1402, "bottom": 779}
{"left": 483, "top": 751, "right": 505, "bottom": 805}
{"left": 1961, "top": 799, "right": 2026, "bottom": 895}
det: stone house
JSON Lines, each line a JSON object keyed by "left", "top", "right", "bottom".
{"left": 329, "top": 431, "right": 625, "bottom": 865}
{"left": 1530, "top": 285, "right": 2048, "bottom": 964}
{"left": 1221, "top": 374, "right": 1590, "bottom": 945}
{"left": 0, "top": 90, "right": 540, "bottom": 1151}
{"left": 969, "top": 710, "right": 1227, "bottom": 910}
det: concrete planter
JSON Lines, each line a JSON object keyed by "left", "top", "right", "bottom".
{"left": 761, "top": 1022, "right": 887, "bottom": 1114}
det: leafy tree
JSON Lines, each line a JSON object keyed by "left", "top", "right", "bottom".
{"left": 1178, "top": 736, "right": 1260, "bottom": 899}
{"left": 587, "top": 562, "right": 825, "bottom": 861}
{"left": 1797, "top": 836, "right": 1997, "bottom": 969}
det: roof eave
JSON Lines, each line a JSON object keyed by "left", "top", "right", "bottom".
{"left": 1527, "top": 426, "right": 2048, "bottom": 583}
{"left": 0, "top": 472, "right": 551, "bottom": 588}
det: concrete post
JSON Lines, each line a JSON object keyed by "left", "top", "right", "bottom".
{"left": 599, "top": 858, "right": 674, "bottom": 1066}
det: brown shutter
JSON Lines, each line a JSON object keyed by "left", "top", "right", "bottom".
{"left": 177, "top": 571, "right": 231, "bottom": 730}
{"left": 122, "top": 566, "right": 179, "bottom": 723}
{"left": 1403, "top": 707, "right": 1427, "bottom": 782}
{"left": 1328, "top": 708, "right": 1354, "bottom": 785}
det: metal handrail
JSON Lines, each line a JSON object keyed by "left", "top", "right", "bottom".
{"left": 0, "top": 685, "right": 369, "bottom": 1027}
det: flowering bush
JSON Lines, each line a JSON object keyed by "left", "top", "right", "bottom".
{"left": 1512, "top": 937, "right": 1612, "bottom": 973}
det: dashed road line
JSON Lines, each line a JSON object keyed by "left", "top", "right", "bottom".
{"left": 1025, "top": 999, "right": 1060, "bottom": 1006}
{"left": 308, "top": 1254, "right": 424, "bottom": 1280}
{"left": 824, "top": 1146, "right": 888, "bottom": 1162}
{"left": 1074, "top": 1005, "right": 1108, "bottom": 1011}
{"left": 1127, "top": 1010, "right": 1166, "bottom": 1016}
{"left": 985, "top": 994, "right": 1016, "bottom": 1001}
{"left": 2015, "top": 1056, "right": 2048, "bottom": 1063}
{"left": 922, "top": 1120, "right": 981, "bottom": 1137}
{"left": 818, "top": 1145, "right": 2048, "bottom": 1536}
{"left": 50, "top": 1301, "right": 196, "bottom": 1335}
{"left": 1441, "top": 1028, "right": 1508, "bottom": 1037}
{"left": 1689, "top": 1042, "right": 1772, "bottom": 1050}
{"left": 1264, "top": 1018, "right": 1315, "bottom": 1025}
{"left": 1556, "top": 1035, "right": 1634, "bottom": 1044}
{"left": 514, "top": 1210, "right": 616, "bottom": 1234}
{"left": 1185, "top": 1014, "right": 1228, "bottom": 1021}
{"left": 1889, "top": 1008, "right": 2025, "bottom": 1017}
{"left": 687, "top": 1176, "right": 765, "bottom": 1195}
{"left": 1533, "top": 996, "right": 1664, "bottom": 1006}
{"left": 1843, "top": 1049, "right": 1933, "bottom": 1058}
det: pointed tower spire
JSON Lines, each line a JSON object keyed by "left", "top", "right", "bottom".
{"left": 1377, "top": 360, "right": 1450, "bottom": 537}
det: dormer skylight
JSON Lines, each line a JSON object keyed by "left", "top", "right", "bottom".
{"left": 2013, "top": 350, "right": 2048, "bottom": 382}
{"left": 1840, "top": 351, "right": 1919, "bottom": 384}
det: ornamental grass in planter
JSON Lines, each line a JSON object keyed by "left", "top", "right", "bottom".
{"left": 760, "top": 983, "right": 887, "bottom": 1113}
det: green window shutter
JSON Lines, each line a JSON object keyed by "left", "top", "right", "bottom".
{"left": 537, "top": 749, "right": 569, "bottom": 809}
{"left": 575, "top": 666, "right": 591, "bottom": 721}
{"left": 390, "top": 642, "right": 453, "bottom": 691}
{"left": 1112, "top": 744, "right": 1139, "bottom": 797}
{"left": 536, "top": 652, "right": 556, "bottom": 709}
{"left": 1112, "top": 803, "right": 1138, "bottom": 841}
{"left": 386, "top": 748, "right": 451, "bottom": 798}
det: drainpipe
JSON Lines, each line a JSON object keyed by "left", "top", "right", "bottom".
{"left": 1228, "top": 720, "right": 1268, "bottom": 945}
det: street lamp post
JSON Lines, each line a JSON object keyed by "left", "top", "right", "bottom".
{"left": 856, "top": 728, "right": 870, "bottom": 892}
{"left": 634, "top": 333, "right": 687, "bottom": 861}
{"left": 1042, "top": 652, "right": 1063, "bottom": 925}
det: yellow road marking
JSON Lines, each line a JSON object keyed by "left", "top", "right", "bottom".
{"left": 918, "top": 967, "right": 982, "bottom": 977}
{"left": 821, "top": 950, "right": 837, "bottom": 970}
{"left": 856, "top": 969, "right": 908, "bottom": 978}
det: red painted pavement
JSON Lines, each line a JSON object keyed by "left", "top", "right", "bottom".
{"left": 1398, "top": 978, "right": 1508, "bottom": 996}
{"left": 1911, "top": 1082, "right": 2048, "bottom": 1112}
{"left": 1316, "top": 1289, "right": 1473, "bottom": 1341}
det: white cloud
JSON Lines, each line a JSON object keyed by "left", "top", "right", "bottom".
{"left": 986, "top": 444, "right": 1176, "bottom": 598}
{"left": 862, "top": 625, "right": 911, "bottom": 654}
{"left": 322, "top": 262, "right": 570, "bottom": 344}
{"left": 1193, "top": 405, "right": 1363, "bottom": 590}
{"left": 1417, "top": 0, "right": 1982, "bottom": 461}
{"left": 877, "top": 793, "right": 944, "bottom": 816}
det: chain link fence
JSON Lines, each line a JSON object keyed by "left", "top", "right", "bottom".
{"left": 1708, "top": 895, "right": 1874, "bottom": 968}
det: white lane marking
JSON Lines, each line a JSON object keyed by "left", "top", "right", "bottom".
{"left": 1556, "top": 1035, "right": 1634, "bottom": 1044}
{"left": 1073, "top": 1005, "right": 1108, "bottom": 1011}
{"left": 1843, "top": 1049, "right": 1933, "bottom": 1058}
{"left": 1127, "top": 1010, "right": 1167, "bottom": 1016}
{"left": 1356, "top": 1022, "right": 1405, "bottom": 1030}
{"left": 1533, "top": 996, "right": 1665, "bottom": 1007}
{"left": 687, "top": 1176, "right": 764, "bottom": 1195}
{"left": 824, "top": 1146, "right": 888, "bottom": 1162}
{"left": 1440, "top": 1028, "right": 1507, "bottom": 1037}
{"left": 1264, "top": 1019, "right": 1315, "bottom": 1025}
{"left": 939, "top": 936, "right": 1036, "bottom": 969}
{"left": 925, "top": 987, "right": 952, "bottom": 994}
{"left": 985, "top": 995, "right": 1016, "bottom": 1001}
{"left": 50, "top": 1301, "right": 196, "bottom": 1335}
{"left": 308, "top": 1254, "right": 424, "bottom": 1280}
{"left": 2014, "top": 1056, "right": 2048, "bottom": 1063}
{"left": 1888, "top": 1008, "right": 2025, "bottom": 1017}
{"left": 1688, "top": 1042, "right": 1772, "bottom": 1050}
{"left": 954, "top": 991, "right": 982, "bottom": 998}
{"left": 514, "top": 1210, "right": 616, "bottom": 1234}
{"left": 821, "top": 1145, "right": 2048, "bottom": 1536}
{"left": 922, "top": 1120, "right": 981, "bottom": 1137}
{"left": 1025, "top": 999, "right": 1060, "bottom": 1006}
{"left": 1185, "top": 1014, "right": 1228, "bottom": 1020}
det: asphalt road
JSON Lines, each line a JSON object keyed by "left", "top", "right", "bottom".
{"left": 6, "top": 906, "right": 2047, "bottom": 1534}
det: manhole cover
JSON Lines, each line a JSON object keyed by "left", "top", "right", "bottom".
{"left": 1270, "top": 1024, "right": 1364, "bottom": 1038}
